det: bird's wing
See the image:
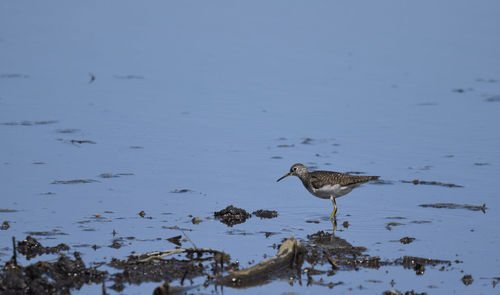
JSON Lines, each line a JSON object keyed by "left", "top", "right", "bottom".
{"left": 310, "top": 171, "right": 379, "bottom": 189}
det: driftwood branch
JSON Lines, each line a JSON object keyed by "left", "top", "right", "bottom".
{"left": 221, "top": 238, "right": 304, "bottom": 288}
{"left": 133, "top": 248, "right": 224, "bottom": 263}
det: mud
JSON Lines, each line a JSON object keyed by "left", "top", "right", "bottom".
{"left": 419, "top": 203, "right": 487, "bottom": 213}
{"left": 401, "top": 179, "right": 463, "bottom": 188}
{"left": 0, "top": 232, "right": 457, "bottom": 294}
{"left": 17, "top": 236, "right": 70, "bottom": 259}
{"left": 214, "top": 205, "right": 251, "bottom": 227}
{"left": 252, "top": 210, "right": 278, "bottom": 219}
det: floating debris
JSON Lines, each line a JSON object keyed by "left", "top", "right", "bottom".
{"left": 401, "top": 179, "right": 463, "bottom": 188}
{"left": 400, "top": 237, "right": 415, "bottom": 244}
{"left": 485, "top": 95, "right": 500, "bottom": 102}
{"left": 166, "top": 235, "right": 182, "bottom": 246}
{"left": 386, "top": 222, "right": 404, "bottom": 231}
{"left": 301, "top": 138, "right": 313, "bottom": 144}
{"left": 52, "top": 179, "right": 99, "bottom": 184}
{"left": 99, "top": 172, "right": 134, "bottom": 178}
{"left": 138, "top": 211, "right": 146, "bottom": 218}
{"left": 214, "top": 205, "right": 251, "bottom": 227}
{"left": 23, "top": 230, "right": 68, "bottom": 237}
{"left": 419, "top": 203, "right": 486, "bottom": 213}
{"left": 0, "top": 120, "right": 58, "bottom": 126}
{"left": 383, "top": 290, "right": 427, "bottom": 295}
{"left": 461, "top": 274, "right": 473, "bottom": 285}
{"left": 252, "top": 210, "right": 278, "bottom": 219}
{"left": 191, "top": 217, "right": 203, "bottom": 224}
{"left": 0, "top": 73, "right": 29, "bottom": 78}
{"left": 1, "top": 221, "right": 9, "bottom": 230}
{"left": 170, "top": 189, "right": 192, "bottom": 193}
{"left": 0, "top": 209, "right": 18, "bottom": 213}
{"left": 113, "top": 74, "right": 144, "bottom": 79}
{"left": 55, "top": 128, "right": 80, "bottom": 134}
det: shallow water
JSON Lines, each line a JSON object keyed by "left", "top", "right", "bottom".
{"left": 1, "top": 1, "right": 500, "bottom": 294}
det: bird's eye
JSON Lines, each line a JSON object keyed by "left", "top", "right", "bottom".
{"left": 293, "top": 167, "right": 297, "bottom": 171}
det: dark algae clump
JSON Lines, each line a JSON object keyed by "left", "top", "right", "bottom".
{"left": 214, "top": 205, "right": 251, "bottom": 226}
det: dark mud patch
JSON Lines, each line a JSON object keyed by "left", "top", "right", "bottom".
{"left": 301, "top": 138, "right": 314, "bottom": 144}
{"left": 113, "top": 74, "right": 144, "bottom": 79}
{"left": 1, "top": 222, "right": 10, "bottom": 230}
{"left": 55, "top": 128, "right": 80, "bottom": 134}
{"left": 270, "top": 156, "right": 282, "bottom": 159}
{"left": 400, "top": 237, "right": 415, "bottom": 244}
{"left": 0, "top": 120, "right": 58, "bottom": 126}
{"left": 461, "top": 274, "right": 473, "bottom": 285}
{"left": 214, "top": 205, "right": 251, "bottom": 227}
{"left": 386, "top": 222, "right": 404, "bottom": 231}
{"left": 23, "top": 230, "right": 68, "bottom": 237}
{"left": 17, "top": 236, "right": 70, "bottom": 259}
{"left": 110, "top": 248, "right": 230, "bottom": 292}
{"left": 372, "top": 179, "right": 394, "bottom": 185}
{"left": 170, "top": 189, "right": 193, "bottom": 193}
{"left": 56, "top": 138, "right": 96, "bottom": 145}
{"left": 0, "top": 233, "right": 456, "bottom": 294}
{"left": 401, "top": 179, "right": 463, "bottom": 188}
{"left": 0, "top": 73, "right": 29, "bottom": 78}
{"left": 383, "top": 290, "right": 427, "bottom": 295}
{"left": 485, "top": 95, "right": 500, "bottom": 102}
{"left": 1, "top": 247, "right": 106, "bottom": 294}
{"left": 52, "top": 179, "right": 99, "bottom": 184}
{"left": 0, "top": 209, "right": 18, "bottom": 213}
{"left": 252, "top": 210, "right": 278, "bottom": 219}
{"left": 167, "top": 235, "right": 182, "bottom": 246}
{"left": 419, "top": 203, "right": 486, "bottom": 213}
{"left": 99, "top": 172, "right": 134, "bottom": 178}
{"left": 40, "top": 192, "right": 56, "bottom": 195}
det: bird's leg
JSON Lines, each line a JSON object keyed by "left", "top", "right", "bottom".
{"left": 329, "top": 197, "right": 338, "bottom": 220}
{"left": 330, "top": 218, "right": 337, "bottom": 235}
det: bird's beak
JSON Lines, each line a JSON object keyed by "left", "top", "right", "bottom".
{"left": 276, "top": 172, "right": 292, "bottom": 182}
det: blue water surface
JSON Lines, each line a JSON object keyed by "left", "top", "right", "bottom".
{"left": 1, "top": 1, "right": 500, "bottom": 294}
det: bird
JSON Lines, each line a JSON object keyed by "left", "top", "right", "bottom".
{"left": 277, "top": 163, "right": 379, "bottom": 220}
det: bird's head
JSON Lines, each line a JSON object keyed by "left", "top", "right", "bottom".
{"left": 276, "top": 163, "right": 308, "bottom": 182}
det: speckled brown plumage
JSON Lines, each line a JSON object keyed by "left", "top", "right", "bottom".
{"left": 308, "top": 171, "right": 379, "bottom": 189}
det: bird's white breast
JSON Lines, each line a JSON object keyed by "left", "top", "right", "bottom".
{"left": 309, "top": 184, "right": 355, "bottom": 199}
